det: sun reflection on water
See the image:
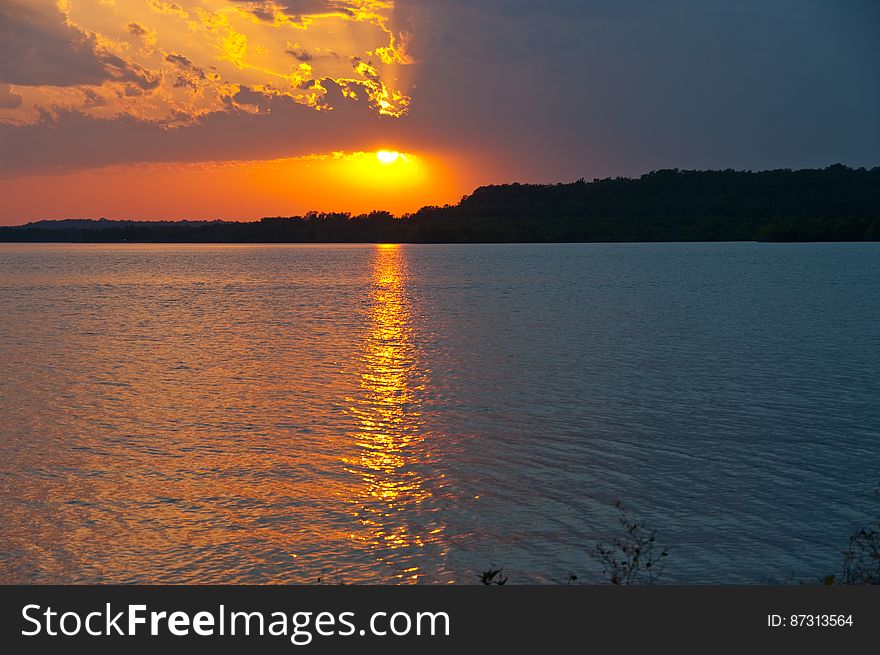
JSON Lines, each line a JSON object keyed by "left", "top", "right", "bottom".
{"left": 343, "top": 245, "right": 439, "bottom": 580}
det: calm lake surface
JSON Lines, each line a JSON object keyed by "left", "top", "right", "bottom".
{"left": 1, "top": 242, "right": 878, "bottom": 584}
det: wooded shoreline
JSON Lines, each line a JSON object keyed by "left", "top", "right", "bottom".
{"left": 3, "top": 165, "right": 878, "bottom": 243}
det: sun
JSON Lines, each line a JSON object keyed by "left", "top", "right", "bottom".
{"left": 376, "top": 150, "right": 401, "bottom": 165}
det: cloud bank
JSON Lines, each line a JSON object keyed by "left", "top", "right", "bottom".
{"left": 0, "top": 0, "right": 412, "bottom": 126}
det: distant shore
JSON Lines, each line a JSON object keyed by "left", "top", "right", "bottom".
{"left": 3, "top": 165, "right": 878, "bottom": 243}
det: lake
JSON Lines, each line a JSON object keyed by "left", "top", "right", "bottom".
{"left": 1, "top": 242, "right": 878, "bottom": 584}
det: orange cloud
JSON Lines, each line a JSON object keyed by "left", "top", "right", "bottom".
{"left": 0, "top": 0, "right": 412, "bottom": 126}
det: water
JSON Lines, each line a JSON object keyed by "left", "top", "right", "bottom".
{"left": 1, "top": 242, "right": 878, "bottom": 584}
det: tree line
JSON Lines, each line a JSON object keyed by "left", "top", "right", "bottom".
{"left": 2, "top": 164, "right": 878, "bottom": 243}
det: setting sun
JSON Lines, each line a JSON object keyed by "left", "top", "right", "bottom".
{"left": 377, "top": 151, "right": 402, "bottom": 165}
{"left": 0, "top": 150, "right": 458, "bottom": 221}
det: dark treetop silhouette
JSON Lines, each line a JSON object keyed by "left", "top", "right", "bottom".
{"left": 3, "top": 165, "right": 878, "bottom": 243}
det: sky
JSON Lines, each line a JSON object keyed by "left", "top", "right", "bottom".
{"left": 0, "top": 0, "right": 878, "bottom": 224}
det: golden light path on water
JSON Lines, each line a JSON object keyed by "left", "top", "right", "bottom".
{"left": 2, "top": 243, "right": 878, "bottom": 584}
{"left": 0, "top": 243, "right": 454, "bottom": 584}
{"left": 343, "top": 245, "right": 441, "bottom": 581}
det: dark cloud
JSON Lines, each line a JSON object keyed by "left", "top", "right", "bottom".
{"left": 0, "top": 0, "right": 161, "bottom": 94}
{"left": 168, "top": 52, "right": 208, "bottom": 91}
{"left": 286, "top": 47, "right": 314, "bottom": 62}
{"left": 396, "top": 0, "right": 880, "bottom": 179}
{"left": 0, "top": 94, "right": 391, "bottom": 177}
{"left": 1, "top": 0, "right": 878, "bottom": 183}
{"left": 403, "top": 0, "right": 655, "bottom": 20}
{"left": 239, "top": 4, "right": 276, "bottom": 22}
{"left": 103, "top": 56, "right": 161, "bottom": 91}
{"left": 271, "top": 1, "right": 352, "bottom": 15}
{"left": 0, "top": 83, "right": 22, "bottom": 109}
{"left": 232, "top": 1, "right": 351, "bottom": 21}
{"left": 231, "top": 86, "right": 272, "bottom": 110}
{"left": 165, "top": 53, "right": 206, "bottom": 80}
{"left": 166, "top": 54, "right": 195, "bottom": 68}
{"left": 82, "top": 88, "right": 105, "bottom": 108}
{"left": 128, "top": 22, "right": 148, "bottom": 38}
{"left": 0, "top": 0, "right": 112, "bottom": 86}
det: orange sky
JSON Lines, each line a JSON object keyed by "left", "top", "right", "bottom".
{"left": 0, "top": 1, "right": 444, "bottom": 223}
{"left": 0, "top": 150, "right": 466, "bottom": 222}
{"left": 2, "top": 1, "right": 876, "bottom": 225}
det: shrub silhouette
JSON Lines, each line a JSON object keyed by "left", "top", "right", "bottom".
{"left": 826, "top": 486, "right": 880, "bottom": 585}
{"left": 592, "top": 500, "right": 669, "bottom": 585}
{"left": 478, "top": 568, "right": 508, "bottom": 585}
